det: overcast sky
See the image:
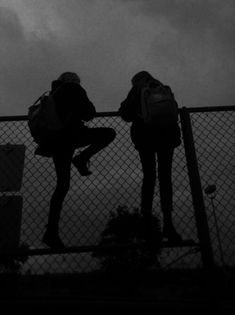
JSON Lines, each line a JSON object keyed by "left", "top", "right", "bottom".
{"left": 1, "top": 0, "right": 235, "bottom": 115}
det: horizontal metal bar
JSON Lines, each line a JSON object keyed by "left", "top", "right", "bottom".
{"left": 0, "top": 115, "right": 28, "bottom": 122}
{"left": 0, "top": 112, "right": 120, "bottom": 122}
{"left": 184, "top": 105, "right": 235, "bottom": 113}
{"left": 0, "top": 240, "right": 198, "bottom": 258}
{"left": 95, "top": 111, "right": 119, "bottom": 117}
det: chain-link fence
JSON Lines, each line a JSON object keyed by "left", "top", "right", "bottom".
{"left": 0, "top": 106, "right": 234, "bottom": 274}
{"left": 188, "top": 107, "right": 235, "bottom": 268}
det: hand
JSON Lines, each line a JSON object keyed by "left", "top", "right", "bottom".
{"left": 82, "top": 114, "right": 94, "bottom": 121}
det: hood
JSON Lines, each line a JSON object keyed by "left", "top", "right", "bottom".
{"left": 51, "top": 79, "right": 63, "bottom": 92}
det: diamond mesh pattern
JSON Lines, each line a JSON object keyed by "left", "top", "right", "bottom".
{"left": 190, "top": 110, "right": 235, "bottom": 267}
{"left": 0, "top": 108, "right": 233, "bottom": 274}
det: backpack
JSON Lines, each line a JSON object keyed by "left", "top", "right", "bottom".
{"left": 140, "top": 83, "right": 178, "bottom": 127}
{"left": 28, "top": 89, "right": 63, "bottom": 144}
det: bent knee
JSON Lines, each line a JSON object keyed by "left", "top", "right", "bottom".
{"left": 107, "top": 128, "right": 116, "bottom": 142}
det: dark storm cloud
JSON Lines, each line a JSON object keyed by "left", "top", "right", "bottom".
{"left": 0, "top": 5, "right": 67, "bottom": 115}
{"left": 0, "top": 0, "right": 235, "bottom": 115}
{"left": 139, "top": 0, "right": 235, "bottom": 52}
{"left": 0, "top": 7, "right": 26, "bottom": 113}
{"left": 121, "top": 0, "right": 235, "bottom": 35}
{"left": 0, "top": 6, "right": 24, "bottom": 40}
{"left": 123, "top": 0, "right": 235, "bottom": 107}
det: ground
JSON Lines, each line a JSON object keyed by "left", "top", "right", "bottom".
{"left": 0, "top": 267, "right": 234, "bottom": 314}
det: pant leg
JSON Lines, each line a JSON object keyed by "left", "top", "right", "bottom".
{"left": 138, "top": 149, "right": 156, "bottom": 217}
{"left": 47, "top": 147, "right": 74, "bottom": 232}
{"left": 74, "top": 127, "right": 116, "bottom": 160}
{"left": 156, "top": 147, "right": 174, "bottom": 214}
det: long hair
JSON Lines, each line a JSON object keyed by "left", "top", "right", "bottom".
{"left": 131, "top": 71, "right": 161, "bottom": 87}
{"left": 58, "top": 72, "right": 81, "bottom": 84}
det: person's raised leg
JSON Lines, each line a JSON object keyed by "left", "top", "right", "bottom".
{"left": 72, "top": 127, "right": 116, "bottom": 176}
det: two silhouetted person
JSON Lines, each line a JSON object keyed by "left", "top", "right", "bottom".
{"left": 36, "top": 70, "right": 182, "bottom": 248}
{"left": 36, "top": 72, "right": 116, "bottom": 249}
{"left": 119, "top": 71, "right": 182, "bottom": 242}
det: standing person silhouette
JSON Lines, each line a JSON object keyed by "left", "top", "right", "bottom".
{"left": 119, "top": 71, "right": 182, "bottom": 242}
{"left": 38, "top": 72, "right": 116, "bottom": 249}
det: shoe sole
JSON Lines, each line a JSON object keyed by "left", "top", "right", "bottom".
{"left": 72, "top": 161, "right": 92, "bottom": 176}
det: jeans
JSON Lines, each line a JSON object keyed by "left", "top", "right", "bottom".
{"left": 138, "top": 146, "right": 174, "bottom": 217}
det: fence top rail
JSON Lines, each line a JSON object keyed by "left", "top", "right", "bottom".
{"left": 0, "top": 105, "right": 234, "bottom": 122}
{"left": 0, "top": 112, "right": 120, "bottom": 122}
{"left": 185, "top": 105, "right": 235, "bottom": 113}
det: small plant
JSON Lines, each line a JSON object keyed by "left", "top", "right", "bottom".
{"left": 93, "top": 206, "right": 162, "bottom": 275}
{"left": 0, "top": 243, "right": 30, "bottom": 274}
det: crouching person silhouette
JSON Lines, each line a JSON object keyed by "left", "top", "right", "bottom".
{"left": 38, "top": 72, "right": 116, "bottom": 249}
{"left": 119, "top": 71, "right": 182, "bottom": 243}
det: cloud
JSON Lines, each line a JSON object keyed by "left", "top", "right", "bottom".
{"left": 0, "top": 4, "right": 67, "bottom": 114}
{"left": 0, "top": 0, "right": 159, "bottom": 114}
{"left": 0, "top": 0, "right": 235, "bottom": 115}
{"left": 123, "top": 0, "right": 235, "bottom": 106}
{"left": 121, "top": 0, "right": 235, "bottom": 36}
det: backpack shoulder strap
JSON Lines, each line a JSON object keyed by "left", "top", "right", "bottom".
{"left": 32, "top": 91, "right": 50, "bottom": 106}
{"left": 32, "top": 83, "right": 63, "bottom": 107}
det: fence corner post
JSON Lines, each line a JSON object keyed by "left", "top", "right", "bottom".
{"left": 179, "top": 107, "right": 215, "bottom": 270}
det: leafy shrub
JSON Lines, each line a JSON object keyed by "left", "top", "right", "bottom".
{"left": 93, "top": 206, "right": 162, "bottom": 275}
{"left": 0, "top": 243, "right": 29, "bottom": 274}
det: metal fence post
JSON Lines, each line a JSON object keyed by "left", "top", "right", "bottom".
{"left": 179, "top": 107, "right": 215, "bottom": 269}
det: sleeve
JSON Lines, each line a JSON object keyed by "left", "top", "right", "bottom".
{"left": 118, "top": 86, "right": 140, "bottom": 122}
{"left": 165, "top": 85, "right": 179, "bottom": 110}
{"left": 78, "top": 88, "right": 96, "bottom": 121}
{"left": 53, "top": 83, "right": 96, "bottom": 124}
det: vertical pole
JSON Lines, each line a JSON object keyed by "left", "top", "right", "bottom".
{"left": 210, "top": 197, "right": 225, "bottom": 267}
{"left": 179, "top": 107, "right": 214, "bottom": 269}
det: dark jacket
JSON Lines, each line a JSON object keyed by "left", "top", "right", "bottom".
{"left": 119, "top": 80, "right": 181, "bottom": 150}
{"left": 51, "top": 80, "right": 96, "bottom": 132}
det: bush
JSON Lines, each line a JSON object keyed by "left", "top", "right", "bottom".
{"left": 93, "top": 206, "right": 162, "bottom": 275}
{"left": 0, "top": 243, "right": 29, "bottom": 274}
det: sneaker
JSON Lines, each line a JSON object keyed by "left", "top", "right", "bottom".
{"left": 42, "top": 230, "right": 65, "bottom": 249}
{"left": 72, "top": 155, "right": 92, "bottom": 176}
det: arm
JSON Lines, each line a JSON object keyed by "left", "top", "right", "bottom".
{"left": 53, "top": 83, "right": 96, "bottom": 124}
{"left": 165, "top": 85, "right": 179, "bottom": 110}
{"left": 118, "top": 86, "right": 140, "bottom": 122}
{"left": 78, "top": 88, "right": 96, "bottom": 121}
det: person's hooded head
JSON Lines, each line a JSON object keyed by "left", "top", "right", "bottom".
{"left": 57, "top": 72, "right": 81, "bottom": 84}
{"left": 131, "top": 71, "right": 161, "bottom": 87}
